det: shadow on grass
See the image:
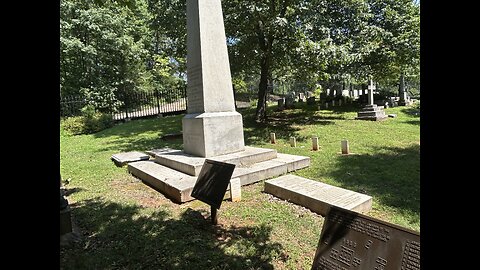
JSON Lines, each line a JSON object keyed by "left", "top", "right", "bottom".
{"left": 242, "top": 104, "right": 339, "bottom": 145}
{"left": 90, "top": 102, "right": 359, "bottom": 152}
{"left": 63, "top": 187, "right": 84, "bottom": 197}
{"left": 61, "top": 198, "right": 283, "bottom": 270}
{"left": 401, "top": 107, "right": 420, "bottom": 117}
{"left": 326, "top": 103, "right": 364, "bottom": 114}
{"left": 93, "top": 115, "right": 185, "bottom": 153}
{"left": 328, "top": 144, "right": 420, "bottom": 214}
{"left": 405, "top": 120, "right": 420, "bottom": 126}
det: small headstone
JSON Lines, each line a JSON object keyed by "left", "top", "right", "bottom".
{"left": 325, "top": 102, "right": 329, "bottom": 109}
{"left": 341, "top": 140, "right": 349, "bottom": 155}
{"left": 338, "top": 99, "right": 342, "bottom": 106}
{"left": 298, "top": 93, "right": 305, "bottom": 102}
{"left": 332, "top": 100, "right": 336, "bottom": 107}
{"left": 388, "top": 114, "right": 397, "bottom": 118}
{"left": 311, "top": 206, "right": 420, "bottom": 270}
{"left": 270, "top": 133, "right": 276, "bottom": 144}
{"left": 229, "top": 177, "right": 241, "bottom": 202}
{"left": 312, "top": 137, "right": 319, "bottom": 151}
{"left": 290, "top": 137, "right": 296, "bottom": 147}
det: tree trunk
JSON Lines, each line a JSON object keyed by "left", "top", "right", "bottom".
{"left": 255, "top": 55, "right": 269, "bottom": 122}
{"left": 399, "top": 73, "right": 405, "bottom": 99}
{"left": 233, "top": 84, "right": 238, "bottom": 110}
{"left": 254, "top": 18, "right": 273, "bottom": 123}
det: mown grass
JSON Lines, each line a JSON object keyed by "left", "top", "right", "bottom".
{"left": 60, "top": 102, "right": 420, "bottom": 269}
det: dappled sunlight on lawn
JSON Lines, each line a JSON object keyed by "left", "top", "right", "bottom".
{"left": 61, "top": 198, "right": 283, "bottom": 269}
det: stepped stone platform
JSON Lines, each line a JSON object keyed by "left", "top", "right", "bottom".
{"left": 355, "top": 104, "right": 388, "bottom": 121}
{"left": 264, "top": 175, "right": 372, "bottom": 215}
{"left": 128, "top": 147, "right": 310, "bottom": 203}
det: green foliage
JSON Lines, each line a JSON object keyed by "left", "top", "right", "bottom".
{"left": 313, "top": 84, "right": 322, "bottom": 98}
{"left": 232, "top": 77, "right": 249, "bottom": 93}
{"left": 60, "top": 0, "right": 185, "bottom": 113}
{"left": 60, "top": 0, "right": 420, "bottom": 118}
{"left": 412, "top": 99, "right": 420, "bottom": 109}
{"left": 221, "top": 0, "right": 419, "bottom": 120}
{"left": 80, "top": 86, "right": 123, "bottom": 113}
{"left": 62, "top": 105, "right": 114, "bottom": 135}
{"left": 61, "top": 116, "right": 85, "bottom": 135}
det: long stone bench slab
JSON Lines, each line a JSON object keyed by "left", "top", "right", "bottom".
{"left": 264, "top": 175, "right": 372, "bottom": 215}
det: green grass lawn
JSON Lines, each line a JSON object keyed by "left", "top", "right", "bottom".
{"left": 60, "top": 102, "right": 420, "bottom": 269}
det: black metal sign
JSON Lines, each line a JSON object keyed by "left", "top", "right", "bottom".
{"left": 191, "top": 159, "right": 236, "bottom": 210}
{"left": 312, "top": 206, "right": 420, "bottom": 270}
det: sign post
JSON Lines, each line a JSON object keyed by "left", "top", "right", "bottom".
{"left": 191, "top": 159, "right": 236, "bottom": 225}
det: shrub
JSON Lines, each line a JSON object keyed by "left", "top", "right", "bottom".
{"left": 62, "top": 105, "right": 114, "bottom": 135}
{"left": 412, "top": 99, "right": 420, "bottom": 110}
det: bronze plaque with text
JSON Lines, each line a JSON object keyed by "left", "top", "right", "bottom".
{"left": 312, "top": 206, "right": 420, "bottom": 270}
{"left": 191, "top": 159, "right": 235, "bottom": 209}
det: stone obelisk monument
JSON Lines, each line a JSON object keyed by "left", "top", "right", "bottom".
{"left": 183, "top": 0, "right": 245, "bottom": 157}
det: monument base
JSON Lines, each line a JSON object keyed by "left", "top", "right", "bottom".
{"left": 128, "top": 147, "right": 310, "bottom": 203}
{"left": 182, "top": 111, "right": 245, "bottom": 157}
{"left": 398, "top": 100, "right": 413, "bottom": 106}
{"left": 356, "top": 104, "right": 388, "bottom": 121}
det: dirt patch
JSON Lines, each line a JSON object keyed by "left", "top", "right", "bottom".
{"left": 109, "top": 177, "right": 169, "bottom": 208}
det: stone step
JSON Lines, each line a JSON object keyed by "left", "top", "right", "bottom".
{"left": 145, "top": 147, "right": 178, "bottom": 157}
{"left": 355, "top": 115, "right": 388, "bottom": 121}
{"left": 361, "top": 104, "right": 385, "bottom": 111}
{"left": 264, "top": 175, "right": 372, "bottom": 216}
{"left": 128, "top": 161, "right": 197, "bottom": 203}
{"left": 357, "top": 111, "right": 385, "bottom": 117}
{"left": 128, "top": 153, "right": 310, "bottom": 203}
{"left": 154, "top": 146, "right": 278, "bottom": 176}
{"left": 111, "top": 151, "right": 150, "bottom": 167}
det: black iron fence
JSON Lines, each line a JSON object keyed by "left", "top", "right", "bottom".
{"left": 60, "top": 88, "right": 187, "bottom": 120}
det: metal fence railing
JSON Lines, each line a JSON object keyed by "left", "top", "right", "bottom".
{"left": 60, "top": 88, "right": 187, "bottom": 120}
